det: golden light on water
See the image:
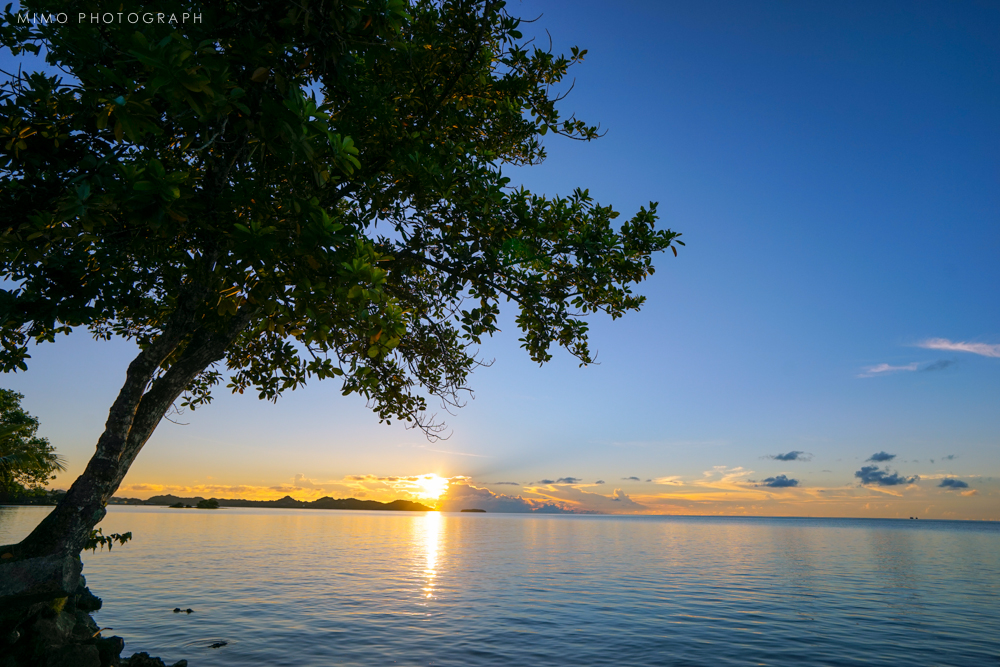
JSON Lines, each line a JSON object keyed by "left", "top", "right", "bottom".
{"left": 421, "top": 510, "right": 442, "bottom": 599}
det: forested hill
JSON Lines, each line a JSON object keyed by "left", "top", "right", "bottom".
{"left": 140, "top": 495, "right": 433, "bottom": 511}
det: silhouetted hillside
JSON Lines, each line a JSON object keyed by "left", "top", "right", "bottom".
{"left": 143, "top": 494, "right": 433, "bottom": 512}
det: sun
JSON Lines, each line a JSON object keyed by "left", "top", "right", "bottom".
{"left": 414, "top": 474, "right": 449, "bottom": 500}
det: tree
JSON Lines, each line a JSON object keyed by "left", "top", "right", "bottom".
{"left": 0, "top": 0, "right": 682, "bottom": 563}
{"left": 0, "top": 388, "right": 65, "bottom": 500}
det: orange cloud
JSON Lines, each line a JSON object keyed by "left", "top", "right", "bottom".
{"left": 115, "top": 472, "right": 999, "bottom": 520}
{"left": 118, "top": 473, "right": 457, "bottom": 504}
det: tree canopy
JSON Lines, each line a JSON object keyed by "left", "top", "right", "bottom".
{"left": 0, "top": 0, "right": 681, "bottom": 558}
{"left": 0, "top": 388, "right": 64, "bottom": 499}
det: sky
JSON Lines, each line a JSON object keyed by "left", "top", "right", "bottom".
{"left": 3, "top": 1, "right": 998, "bottom": 519}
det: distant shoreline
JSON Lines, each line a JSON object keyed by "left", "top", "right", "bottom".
{"left": 1, "top": 493, "right": 434, "bottom": 512}
{"left": 4, "top": 500, "right": 996, "bottom": 521}
{"left": 143, "top": 494, "right": 435, "bottom": 512}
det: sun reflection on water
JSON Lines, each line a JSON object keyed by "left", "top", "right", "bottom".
{"left": 421, "top": 512, "right": 442, "bottom": 599}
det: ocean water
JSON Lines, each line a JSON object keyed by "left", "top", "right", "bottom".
{"left": 1, "top": 506, "right": 998, "bottom": 666}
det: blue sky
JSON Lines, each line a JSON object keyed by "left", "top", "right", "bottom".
{"left": 3, "top": 0, "right": 998, "bottom": 518}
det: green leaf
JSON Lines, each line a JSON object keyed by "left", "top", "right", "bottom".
{"left": 0, "top": 0, "right": 681, "bottom": 523}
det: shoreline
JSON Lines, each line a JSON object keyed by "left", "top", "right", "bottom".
{"left": 5, "top": 504, "right": 997, "bottom": 523}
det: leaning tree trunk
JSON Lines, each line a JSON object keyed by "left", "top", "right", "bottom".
{"left": 9, "top": 313, "right": 253, "bottom": 561}
{"left": 0, "top": 294, "right": 253, "bottom": 665}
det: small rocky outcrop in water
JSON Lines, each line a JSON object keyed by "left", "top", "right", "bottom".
{"left": 0, "top": 573, "right": 186, "bottom": 667}
{"left": 121, "top": 653, "right": 187, "bottom": 667}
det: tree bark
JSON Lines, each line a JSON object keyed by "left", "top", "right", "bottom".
{"left": 5, "top": 305, "right": 254, "bottom": 561}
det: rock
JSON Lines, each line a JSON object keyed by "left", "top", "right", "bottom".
{"left": 95, "top": 636, "right": 125, "bottom": 667}
{"left": 45, "top": 643, "right": 101, "bottom": 667}
{"left": 0, "top": 555, "right": 83, "bottom": 607}
{"left": 76, "top": 587, "right": 103, "bottom": 613}
{"left": 122, "top": 652, "right": 168, "bottom": 667}
{"left": 72, "top": 609, "right": 100, "bottom": 640}
{"left": 121, "top": 653, "right": 189, "bottom": 667}
{"left": 0, "top": 581, "right": 181, "bottom": 667}
{"left": 30, "top": 608, "right": 75, "bottom": 651}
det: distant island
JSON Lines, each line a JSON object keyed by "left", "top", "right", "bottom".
{"left": 138, "top": 494, "right": 434, "bottom": 512}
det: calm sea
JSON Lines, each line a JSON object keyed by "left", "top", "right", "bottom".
{"left": 2, "top": 506, "right": 998, "bottom": 666}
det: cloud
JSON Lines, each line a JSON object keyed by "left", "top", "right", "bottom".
{"left": 856, "top": 356, "right": 964, "bottom": 376}
{"left": 424, "top": 447, "right": 489, "bottom": 458}
{"left": 293, "top": 473, "right": 322, "bottom": 488}
{"left": 855, "top": 466, "right": 919, "bottom": 487}
{"left": 595, "top": 480, "right": 605, "bottom": 484}
{"left": 439, "top": 482, "right": 637, "bottom": 513}
{"left": 702, "top": 466, "right": 754, "bottom": 484}
{"left": 769, "top": 451, "right": 811, "bottom": 462}
{"left": 118, "top": 483, "right": 167, "bottom": 493}
{"left": 530, "top": 504, "right": 577, "bottom": 514}
{"left": 437, "top": 482, "right": 570, "bottom": 513}
{"left": 938, "top": 478, "right": 969, "bottom": 490}
{"left": 757, "top": 475, "right": 800, "bottom": 488}
{"left": 921, "top": 359, "right": 955, "bottom": 372}
{"left": 278, "top": 473, "right": 456, "bottom": 503}
{"left": 917, "top": 338, "right": 1000, "bottom": 358}
{"left": 530, "top": 477, "right": 583, "bottom": 485}
{"left": 534, "top": 484, "right": 646, "bottom": 513}
{"left": 492, "top": 482, "right": 520, "bottom": 486}
{"left": 961, "top": 489, "right": 978, "bottom": 497}
{"left": 118, "top": 481, "right": 358, "bottom": 501}
{"left": 867, "top": 451, "right": 896, "bottom": 462}
{"left": 858, "top": 363, "right": 918, "bottom": 378}
{"left": 942, "top": 454, "right": 956, "bottom": 461}
{"left": 652, "top": 476, "right": 683, "bottom": 486}
{"left": 622, "top": 476, "right": 641, "bottom": 481}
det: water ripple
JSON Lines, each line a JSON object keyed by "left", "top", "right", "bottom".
{"left": 1, "top": 508, "right": 998, "bottom": 666}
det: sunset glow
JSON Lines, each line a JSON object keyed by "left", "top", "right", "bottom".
{"left": 414, "top": 474, "right": 449, "bottom": 500}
